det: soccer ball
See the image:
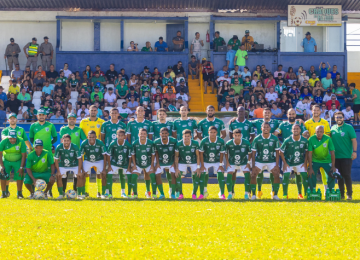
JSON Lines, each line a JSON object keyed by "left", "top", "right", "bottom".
{"left": 34, "top": 190, "right": 45, "bottom": 199}
{"left": 66, "top": 190, "right": 77, "bottom": 199}
{"left": 35, "top": 179, "right": 47, "bottom": 191}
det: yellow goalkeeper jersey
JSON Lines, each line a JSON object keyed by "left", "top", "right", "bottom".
{"left": 79, "top": 117, "right": 105, "bottom": 140}
{"left": 304, "top": 118, "right": 331, "bottom": 137}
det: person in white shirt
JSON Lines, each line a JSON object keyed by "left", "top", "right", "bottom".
{"left": 104, "top": 87, "right": 117, "bottom": 107}
{"left": 328, "top": 103, "right": 339, "bottom": 120}
{"left": 220, "top": 101, "right": 234, "bottom": 111}
{"left": 320, "top": 104, "right": 328, "bottom": 118}
{"left": 176, "top": 90, "right": 189, "bottom": 102}
{"left": 342, "top": 105, "right": 354, "bottom": 121}
{"left": 251, "top": 75, "right": 260, "bottom": 88}
{"left": 62, "top": 63, "right": 72, "bottom": 78}
{"left": 77, "top": 105, "right": 89, "bottom": 117}
{"left": 190, "top": 32, "right": 204, "bottom": 61}
{"left": 305, "top": 103, "right": 315, "bottom": 120}
{"left": 295, "top": 96, "right": 310, "bottom": 119}
{"left": 323, "top": 89, "right": 334, "bottom": 103}
{"left": 229, "top": 65, "right": 241, "bottom": 78}
{"left": 118, "top": 102, "right": 133, "bottom": 118}
{"left": 216, "top": 72, "right": 231, "bottom": 88}
{"left": 265, "top": 87, "right": 278, "bottom": 102}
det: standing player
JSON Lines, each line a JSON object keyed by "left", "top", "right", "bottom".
{"left": 81, "top": 131, "right": 107, "bottom": 198}
{"left": 199, "top": 126, "right": 226, "bottom": 199}
{"left": 0, "top": 130, "right": 27, "bottom": 198}
{"left": 172, "top": 106, "right": 198, "bottom": 140}
{"left": 174, "top": 129, "right": 201, "bottom": 199}
{"left": 279, "top": 124, "right": 309, "bottom": 199}
{"left": 197, "top": 105, "right": 226, "bottom": 139}
{"left": 131, "top": 128, "right": 155, "bottom": 199}
{"left": 106, "top": 129, "right": 132, "bottom": 198}
{"left": 101, "top": 108, "right": 127, "bottom": 196}
{"left": 127, "top": 106, "right": 153, "bottom": 197}
{"left": 24, "top": 140, "right": 56, "bottom": 199}
{"left": 54, "top": 134, "right": 82, "bottom": 199}
{"left": 154, "top": 127, "right": 177, "bottom": 199}
{"left": 225, "top": 129, "right": 251, "bottom": 200}
{"left": 2, "top": 113, "right": 32, "bottom": 151}
{"left": 79, "top": 105, "right": 105, "bottom": 197}
{"left": 250, "top": 122, "right": 281, "bottom": 200}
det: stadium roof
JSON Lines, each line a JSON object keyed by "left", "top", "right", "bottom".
{"left": 0, "top": 0, "right": 360, "bottom": 12}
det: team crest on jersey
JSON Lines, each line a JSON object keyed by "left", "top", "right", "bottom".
{"left": 17, "top": 131, "right": 21, "bottom": 135}
{"left": 146, "top": 148, "right": 150, "bottom": 152}
{"left": 124, "top": 149, "right": 127, "bottom": 153}
{"left": 167, "top": 126, "right": 171, "bottom": 130}
{"left": 244, "top": 126, "right": 248, "bottom": 130}
{"left": 300, "top": 144, "right": 304, "bottom": 148}
{"left": 332, "top": 132, "right": 336, "bottom": 135}
{"left": 216, "top": 146, "right": 220, "bottom": 149}
{"left": 41, "top": 158, "right": 45, "bottom": 163}
{"left": 323, "top": 143, "right": 327, "bottom": 147}
{"left": 341, "top": 132, "right": 345, "bottom": 137}
{"left": 269, "top": 142, "right": 273, "bottom": 146}
{"left": 241, "top": 148, "right": 245, "bottom": 152}
{"left": 270, "top": 124, "right": 274, "bottom": 128}
{"left": 97, "top": 124, "right": 100, "bottom": 128}
{"left": 169, "top": 147, "right": 173, "bottom": 151}
{"left": 70, "top": 152, "right": 74, "bottom": 157}
{"left": 75, "top": 132, "right": 79, "bottom": 136}
{"left": 15, "top": 146, "right": 19, "bottom": 150}
{"left": 95, "top": 148, "right": 99, "bottom": 152}
{"left": 188, "top": 122, "right": 192, "bottom": 126}
{"left": 215, "top": 124, "right": 219, "bottom": 128}
{"left": 45, "top": 127, "right": 49, "bottom": 132}
{"left": 191, "top": 148, "right": 195, "bottom": 152}
{"left": 144, "top": 126, "right": 148, "bottom": 130}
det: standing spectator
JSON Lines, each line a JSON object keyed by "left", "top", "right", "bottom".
{"left": 213, "top": 31, "right": 225, "bottom": 51}
{"left": 154, "top": 37, "right": 168, "bottom": 52}
{"left": 39, "top": 36, "right": 53, "bottom": 71}
{"left": 172, "top": 31, "right": 184, "bottom": 52}
{"left": 228, "top": 35, "right": 241, "bottom": 51}
{"left": 325, "top": 94, "right": 340, "bottom": 110}
{"left": 127, "top": 41, "right": 138, "bottom": 52}
{"left": 330, "top": 65, "right": 339, "bottom": 79}
{"left": 46, "top": 64, "right": 58, "bottom": 83}
{"left": 301, "top": 32, "right": 317, "bottom": 52}
{"left": 350, "top": 83, "right": 360, "bottom": 124}
{"left": 241, "top": 30, "right": 254, "bottom": 51}
{"left": 201, "top": 58, "right": 215, "bottom": 94}
{"left": 11, "top": 64, "right": 23, "bottom": 81}
{"left": 190, "top": 32, "right": 204, "bottom": 61}
{"left": 23, "top": 37, "right": 39, "bottom": 71}
{"left": 234, "top": 44, "right": 248, "bottom": 72}
{"left": 4, "top": 38, "right": 21, "bottom": 71}
{"left": 319, "top": 62, "right": 331, "bottom": 79}
{"left": 105, "top": 64, "right": 118, "bottom": 84}
{"left": 141, "top": 41, "right": 153, "bottom": 52}
{"left": 226, "top": 45, "right": 236, "bottom": 71}
{"left": 188, "top": 55, "right": 199, "bottom": 80}
{"left": 6, "top": 93, "right": 21, "bottom": 114}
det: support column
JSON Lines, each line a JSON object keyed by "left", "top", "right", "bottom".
{"left": 121, "top": 20, "right": 124, "bottom": 51}
{"left": 184, "top": 21, "right": 188, "bottom": 49}
{"left": 94, "top": 22, "right": 100, "bottom": 51}
{"left": 209, "top": 20, "right": 215, "bottom": 50}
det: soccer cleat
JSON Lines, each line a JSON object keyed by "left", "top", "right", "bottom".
{"left": 108, "top": 194, "right": 113, "bottom": 199}
{"left": 204, "top": 191, "right": 209, "bottom": 198}
{"left": 298, "top": 194, "right": 304, "bottom": 200}
{"left": 101, "top": 195, "right": 107, "bottom": 199}
{"left": 44, "top": 193, "right": 48, "bottom": 200}
{"left": 227, "top": 194, "right": 233, "bottom": 200}
{"left": 175, "top": 192, "right": 180, "bottom": 199}
{"left": 152, "top": 195, "right": 157, "bottom": 199}
{"left": 1, "top": 194, "right": 7, "bottom": 199}
{"left": 145, "top": 191, "right": 151, "bottom": 198}
{"left": 198, "top": 194, "right": 204, "bottom": 200}
{"left": 347, "top": 195, "right": 352, "bottom": 200}
{"left": 28, "top": 193, "right": 34, "bottom": 199}
{"left": 283, "top": 195, "right": 288, "bottom": 200}
{"left": 178, "top": 194, "right": 184, "bottom": 200}
{"left": 256, "top": 191, "right": 263, "bottom": 199}
{"left": 220, "top": 194, "right": 226, "bottom": 200}
{"left": 77, "top": 196, "right": 84, "bottom": 200}
{"left": 250, "top": 195, "right": 257, "bottom": 200}
{"left": 168, "top": 190, "right": 172, "bottom": 197}
{"left": 47, "top": 190, "right": 53, "bottom": 198}
{"left": 271, "top": 191, "right": 275, "bottom": 199}
{"left": 171, "top": 194, "right": 176, "bottom": 199}
{"left": 97, "top": 192, "right": 101, "bottom": 198}
{"left": 121, "top": 193, "right": 127, "bottom": 198}
{"left": 273, "top": 195, "right": 280, "bottom": 200}
{"left": 158, "top": 195, "right": 165, "bottom": 199}
{"left": 244, "top": 193, "right": 249, "bottom": 200}
{"left": 17, "top": 194, "right": 24, "bottom": 199}
{"left": 56, "top": 195, "right": 64, "bottom": 200}
{"left": 6, "top": 191, "right": 10, "bottom": 197}
{"left": 192, "top": 194, "right": 197, "bottom": 200}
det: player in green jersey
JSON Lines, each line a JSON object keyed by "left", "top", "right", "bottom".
{"left": 131, "top": 128, "right": 155, "bottom": 199}
{"left": 199, "top": 126, "right": 226, "bottom": 199}
{"left": 0, "top": 130, "right": 26, "bottom": 198}
{"left": 152, "top": 109, "right": 174, "bottom": 195}
{"left": 153, "top": 127, "right": 177, "bottom": 199}
{"left": 101, "top": 108, "right": 127, "bottom": 196}
{"left": 251, "top": 122, "right": 281, "bottom": 200}
{"left": 24, "top": 139, "right": 56, "bottom": 199}
{"left": 174, "top": 129, "right": 201, "bottom": 199}
{"left": 54, "top": 134, "right": 82, "bottom": 199}
{"left": 106, "top": 129, "right": 132, "bottom": 198}
{"left": 280, "top": 124, "right": 309, "bottom": 199}
{"left": 172, "top": 106, "right": 198, "bottom": 141}
{"left": 197, "top": 105, "right": 226, "bottom": 140}
{"left": 229, "top": 107, "right": 255, "bottom": 142}
{"left": 81, "top": 131, "right": 107, "bottom": 199}
{"left": 225, "top": 129, "right": 252, "bottom": 200}
{"left": 308, "top": 125, "right": 336, "bottom": 193}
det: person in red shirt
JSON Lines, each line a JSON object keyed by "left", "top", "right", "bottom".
{"left": 325, "top": 94, "right": 340, "bottom": 110}
{"left": 264, "top": 74, "right": 276, "bottom": 90}
{"left": 152, "top": 88, "right": 163, "bottom": 101}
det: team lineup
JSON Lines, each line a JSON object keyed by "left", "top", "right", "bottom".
{"left": 0, "top": 103, "right": 357, "bottom": 200}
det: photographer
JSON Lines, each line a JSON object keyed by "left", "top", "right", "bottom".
{"left": 241, "top": 30, "right": 254, "bottom": 51}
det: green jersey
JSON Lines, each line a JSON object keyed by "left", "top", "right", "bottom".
{"left": 140, "top": 85, "right": 150, "bottom": 95}
{"left": 308, "top": 135, "right": 335, "bottom": 163}
{"left": 132, "top": 139, "right": 155, "bottom": 168}
{"left": 80, "top": 139, "right": 106, "bottom": 162}
{"left": 54, "top": 143, "right": 81, "bottom": 167}
{"left": 1, "top": 126, "right": 29, "bottom": 141}
{"left": 59, "top": 126, "right": 86, "bottom": 148}
{"left": 352, "top": 88, "right": 360, "bottom": 105}
{"left": 26, "top": 150, "right": 54, "bottom": 173}
{"left": 276, "top": 121, "right": 307, "bottom": 140}
{"left": 29, "top": 121, "right": 57, "bottom": 151}
{"left": 252, "top": 119, "right": 280, "bottom": 135}
{"left": 153, "top": 137, "right": 177, "bottom": 166}
{"left": 175, "top": 139, "right": 199, "bottom": 164}
{"left": 100, "top": 120, "right": 127, "bottom": 147}
{"left": 152, "top": 121, "right": 174, "bottom": 140}
{"left": 197, "top": 117, "right": 225, "bottom": 138}
{"left": 280, "top": 135, "right": 308, "bottom": 166}
{"left": 225, "top": 139, "right": 251, "bottom": 166}
{"left": 252, "top": 134, "right": 280, "bottom": 163}
{"left": 199, "top": 137, "right": 225, "bottom": 163}
{"left": 107, "top": 139, "right": 132, "bottom": 168}
{"left": 331, "top": 123, "right": 357, "bottom": 159}
{"left": 126, "top": 119, "right": 154, "bottom": 144}
{"left": 173, "top": 118, "right": 198, "bottom": 141}
{"left": 0, "top": 138, "right": 26, "bottom": 162}
{"left": 229, "top": 119, "right": 254, "bottom": 141}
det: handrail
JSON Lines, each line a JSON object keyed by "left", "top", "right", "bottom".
{"left": 199, "top": 69, "right": 205, "bottom": 111}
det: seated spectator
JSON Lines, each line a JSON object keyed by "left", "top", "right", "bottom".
{"left": 46, "top": 64, "right": 59, "bottom": 82}
{"left": 162, "top": 72, "right": 174, "bottom": 86}
{"left": 333, "top": 80, "right": 347, "bottom": 97}
{"left": 314, "top": 90, "right": 323, "bottom": 104}
{"left": 91, "top": 72, "right": 106, "bottom": 88}
{"left": 77, "top": 95, "right": 89, "bottom": 110}
{"left": 62, "top": 63, "right": 72, "bottom": 78}
{"left": 217, "top": 81, "right": 231, "bottom": 103}
{"left": 77, "top": 104, "right": 89, "bottom": 117}
{"left": 118, "top": 102, "right": 134, "bottom": 118}
{"left": 332, "top": 73, "right": 344, "bottom": 86}
{"left": 152, "top": 88, "right": 163, "bottom": 101}
{"left": 50, "top": 110, "right": 64, "bottom": 123}
{"left": 163, "top": 82, "right": 176, "bottom": 94}
{"left": 253, "top": 103, "right": 264, "bottom": 118}
{"left": 271, "top": 103, "right": 283, "bottom": 118}
{"left": 175, "top": 79, "right": 189, "bottom": 94}
{"left": 309, "top": 73, "right": 320, "bottom": 87}
{"left": 140, "top": 80, "right": 150, "bottom": 96}
{"left": 175, "top": 97, "right": 188, "bottom": 110}
{"left": 80, "top": 74, "right": 91, "bottom": 91}
{"left": 140, "top": 66, "right": 151, "bottom": 81}
{"left": 154, "top": 37, "right": 168, "bottom": 52}
{"left": 8, "top": 80, "right": 20, "bottom": 97}
{"left": 188, "top": 55, "right": 199, "bottom": 80}
{"left": 77, "top": 111, "right": 86, "bottom": 123}
{"left": 42, "top": 81, "right": 53, "bottom": 97}
{"left": 326, "top": 94, "right": 341, "bottom": 110}
{"left": 220, "top": 101, "right": 234, "bottom": 112}
{"left": 54, "top": 88, "right": 68, "bottom": 103}
{"left": 264, "top": 74, "right": 276, "bottom": 90}
{"left": 23, "top": 104, "right": 37, "bottom": 122}
{"left": 240, "top": 67, "right": 251, "bottom": 81}
{"left": 274, "top": 79, "right": 286, "bottom": 95}
{"left": 114, "top": 73, "right": 128, "bottom": 86}
{"left": 342, "top": 105, "right": 354, "bottom": 121}
{"left": 11, "top": 64, "right": 23, "bottom": 81}
{"left": 274, "top": 64, "right": 285, "bottom": 78}
{"left": 140, "top": 91, "right": 151, "bottom": 105}
{"left": 321, "top": 72, "right": 333, "bottom": 90}
{"left": 217, "top": 66, "right": 228, "bottom": 78}
{"left": 163, "top": 66, "right": 175, "bottom": 79}
{"left": 275, "top": 73, "right": 289, "bottom": 87}
{"left": 150, "top": 81, "right": 160, "bottom": 96}
{"left": 231, "top": 77, "right": 243, "bottom": 96}
{"left": 175, "top": 73, "right": 185, "bottom": 87}
{"left": 54, "top": 79, "right": 66, "bottom": 94}
{"left": 93, "top": 65, "right": 105, "bottom": 77}
{"left": 295, "top": 96, "right": 310, "bottom": 120}
{"left": 105, "top": 64, "right": 118, "bottom": 85}
{"left": 41, "top": 94, "right": 53, "bottom": 107}
{"left": 251, "top": 75, "right": 259, "bottom": 88}
{"left": 104, "top": 87, "right": 117, "bottom": 107}
{"left": 151, "top": 95, "right": 162, "bottom": 114}
{"left": 142, "top": 101, "right": 152, "bottom": 120}
{"left": 320, "top": 104, "right": 328, "bottom": 118}
{"left": 328, "top": 103, "right": 339, "bottom": 120}
{"left": 126, "top": 87, "right": 140, "bottom": 102}
{"left": 6, "top": 93, "right": 21, "bottom": 114}
{"left": 0, "top": 86, "right": 8, "bottom": 104}
{"left": 115, "top": 79, "right": 128, "bottom": 99}
{"left": 91, "top": 86, "right": 104, "bottom": 103}
{"left": 265, "top": 87, "right": 278, "bottom": 102}
{"left": 172, "top": 31, "right": 185, "bottom": 52}
{"left": 164, "top": 88, "right": 176, "bottom": 103}
{"left": 127, "top": 95, "right": 139, "bottom": 112}
{"left": 151, "top": 68, "right": 162, "bottom": 81}
{"left": 278, "top": 94, "right": 292, "bottom": 113}
{"left": 127, "top": 41, "right": 139, "bottom": 52}
{"left": 330, "top": 65, "right": 338, "bottom": 79}
{"left": 34, "top": 65, "right": 46, "bottom": 79}
{"left": 93, "top": 102, "right": 103, "bottom": 118}
{"left": 289, "top": 84, "right": 300, "bottom": 101}
{"left": 323, "top": 89, "right": 333, "bottom": 103}
{"left": 17, "top": 88, "right": 32, "bottom": 107}
{"left": 83, "top": 65, "right": 93, "bottom": 79}
{"left": 33, "top": 72, "right": 45, "bottom": 89}
{"left": 216, "top": 72, "right": 231, "bottom": 88}
{"left": 55, "top": 70, "right": 68, "bottom": 89}
{"left": 65, "top": 102, "right": 76, "bottom": 117}
{"left": 243, "top": 76, "right": 251, "bottom": 93}
{"left": 298, "top": 69, "right": 309, "bottom": 86}
{"left": 230, "top": 65, "right": 241, "bottom": 78}
{"left": 300, "top": 88, "right": 313, "bottom": 100}
{"left": 176, "top": 89, "right": 190, "bottom": 103}
{"left": 42, "top": 100, "right": 53, "bottom": 119}
{"left": 173, "top": 61, "right": 186, "bottom": 78}
{"left": 141, "top": 41, "right": 153, "bottom": 52}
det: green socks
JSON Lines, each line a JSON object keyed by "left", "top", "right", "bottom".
{"left": 127, "top": 174, "right": 132, "bottom": 195}
{"left": 150, "top": 173, "right": 157, "bottom": 196}
{"left": 6, "top": 185, "right": 9, "bottom": 192}
{"left": 192, "top": 174, "right": 200, "bottom": 195}
{"left": 119, "top": 170, "right": 126, "bottom": 190}
{"left": 217, "top": 172, "right": 225, "bottom": 195}
{"left": 250, "top": 184, "right": 256, "bottom": 195}
{"left": 282, "top": 172, "right": 290, "bottom": 196}
{"left": 199, "top": 173, "right": 205, "bottom": 195}
{"left": 102, "top": 185, "right": 106, "bottom": 195}
{"left": 106, "top": 174, "right": 113, "bottom": 195}
{"left": 166, "top": 172, "right": 172, "bottom": 189}
{"left": 131, "top": 174, "right": 138, "bottom": 195}
{"left": 296, "top": 174, "right": 302, "bottom": 195}
{"left": 270, "top": 173, "right": 274, "bottom": 191}
{"left": 244, "top": 172, "right": 250, "bottom": 193}
{"left": 171, "top": 183, "right": 176, "bottom": 196}
{"left": 204, "top": 174, "right": 209, "bottom": 188}
{"left": 225, "top": 173, "right": 233, "bottom": 193}
{"left": 257, "top": 172, "right": 263, "bottom": 191}
{"left": 145, "top": 180, "right": 151, "bottom": 193}
{"left": 300, "top": 172, "right": 308, "bottom": 195}
{"left": 58, "top": 187, "right": 64, "bottom": 196}
{"left": 157, "top": 183, "right": 164, "bottom": 196}
{"left": 176, "top": 176, "right": 183, "bottom": 194}
{"left": 273, "top": 183, "right": 280, "bottom": 196}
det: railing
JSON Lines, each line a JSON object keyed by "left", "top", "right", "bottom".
{"left": 199, "top": 69, "right": 205, "bottom": 111}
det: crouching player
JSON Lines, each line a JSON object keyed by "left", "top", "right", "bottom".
{"left": 0, "top": 130, "right": 27, "bottom": 198}
{"left": 154, "top": 127, "right": 177, "bottom": 199}
{"left": 225, "top": 129, "right": 252, "bottom": 200}
{"left": 106, "top": 129, "right": 132, "bottom": 198}
{"left": 24, "top": 139, "right": 55, "bottom": 199}
{"left": 279, "top": 124, "right": 309, "bottom": 199}
{"left": 250, "top": 122, "right": 281, "bottom": 200}
{"left": 199, "top": 126, "right": 226, "bottom": 199}
{"left": 81, "top": 131, "right": 107, "bottom": 198}
{"left": 54, "top": 134, "right": 82, "bottom": 199}
{"left": 131, "top": 128, "right": 155, "bottom": 199}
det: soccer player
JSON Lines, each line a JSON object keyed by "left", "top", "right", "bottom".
{"left": 154, "top": 127, "right": 177, "bottom": 199}
{"left": 250, "top": 122, "right": 281, "bottom": 200}
{"left": 225, "top": 129, "right": 251, "bottom": 200}
{"left": 106, "top": 129, "right": 132, "bottom": 198}
{"left": 127, "top": 106, "right": 153, "bottom": 197}
{"left": 101, "top": 108, "right": 126, "bottom": 196}
{"left": 24, "top": 139, "right": 56, "bottom": 199}
{"left": 197, "top": 105, "right": 226, "bottom": 140}
{"left": 279, "top": 124, "right": 309, "bottom": 199}
{"left": 54, "top": 134, "right": 82, "bottom": 199}
{"left": 0, "top": 130, "right": 26, "bottom": 198}
{"left": 174, "top": 129, "right": 201, "bottom": 199}
{"left": 2, "top": 113, "right": 32, "bottom": 150}
{"left": 308, "top": 125, "right": 336, "bottom": 193}
{"left": 199, "top": 126, "right": 226, "bottom": 199}
{"left": 81, "top": 131, "right": 107, "bottom": 198}
{"left": 59, "top": 113, "right": 86, "bottom": 193}
{"left": 79, "top": 105, "right": 105, "bottom": 196}
{"left": 172, "top": 106, "right": 198, "bottom": 141}
{"left": 131, "top": 128, "right": 155, "bottom": 199}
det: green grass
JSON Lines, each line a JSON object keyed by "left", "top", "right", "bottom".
{"left": 1, "top": 182, "right": 360, "bottom": 259}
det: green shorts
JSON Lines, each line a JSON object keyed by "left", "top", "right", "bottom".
{"left": 0, "top": 160, "right": 23, "bottom": 181}
{"left": 311, "top": 162, "right": 332, "bottom": 174}
{"left": 24, "top": 171, "right": 51, "bottom": 185}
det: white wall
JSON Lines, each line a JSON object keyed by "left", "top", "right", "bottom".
{"left": 348, "top": 51, "right": 360, "bottom": 72}
{"left": 61, "top": 21, "right": 94, "bottom": 51}
{"left": 100, "top": 22, "right": 121, "bottom": 51}
{"left": 188, "top": 22, "right": 210, "bottom": 59}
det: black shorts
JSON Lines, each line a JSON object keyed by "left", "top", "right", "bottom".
{"left": 203, "top": 73, "right": 214, "bottom": 82}
{"left": 353, "top": 104, "right": 360, "bottom": 114}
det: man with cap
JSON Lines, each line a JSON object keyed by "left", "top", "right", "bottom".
{"left": 0, "top": 130, "right": 27, "bottom": 199}
{"left": 301, "top": 32, "right": 317, "bottom": 53}
{"left": 91, "top": 71, "right": 106, "bottom": 89}
{"left": 175, "top": 79, "right": 189, "bottom": 95}
{"left": 39, "top": 36, "right": 54, "bottom": 71}
{"left": 91, "top": 85, "right": 104, "bottom": 103}
{"left": 228, "top": 35, "right": 241, "bottom": 51}
{"left": 23, "top": 37, "right": 39, "bottom": 71}
{"left": 4, "top": 38, "right": 21, "bottom": 71}
{"left": 241, "top": 30, "right": 254, "bottom": 51}
{"left": 2, "top": 112, "right": 32, "bottom": 151}
{"left": 213, "top": 31, "right": 226, "bottom": 51}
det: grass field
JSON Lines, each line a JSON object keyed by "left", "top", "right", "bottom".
{"left": 1, "top": 182, "right": 360, "bottom": 259}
